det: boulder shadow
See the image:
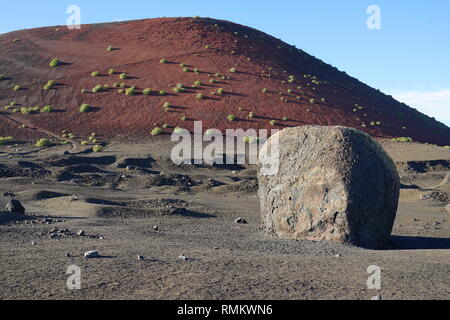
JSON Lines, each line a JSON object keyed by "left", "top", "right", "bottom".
{"left": 387, "top": 235, "right": 450, "bottom": 250}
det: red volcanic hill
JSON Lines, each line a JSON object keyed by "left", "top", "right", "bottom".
{"left": 0, "top": 17, "right": 449, "bottom": 145}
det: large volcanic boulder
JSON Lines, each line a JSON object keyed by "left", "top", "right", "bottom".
{"left": 257, "top": 126, "right": 400, "bottom": 249}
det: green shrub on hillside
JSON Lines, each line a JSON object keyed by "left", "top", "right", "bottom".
{"left": 35, "top": 138, "right": 52, "bottom": 147}
{"left": 125, "top": 86, "right": 136, "bottom": 95}
{"left": 143, "top": 88, "right": 152, "bottom": 95}
{"left": 227, "top": 114, "right": 236, "bottom": 122}
{"left": 79, "top": 104, "right": 91, "bottom": 113}
{"left": 119, "top": 73, "right": 128, "bottom": 80}
{"left": 91, "top": 71, "right": 99, "bottom": 77}
{"left": 92, "top": 85, "right": 103, "bottom": 93}
{"left": 151, "top": 127, "right": 163, "bottom": 136}
{"left": 49, "top": 58, "right": 60, "bottom": 67}
{"left": 391, "top": 137, "right": 413, "bottom": 142}
{"left": 160, "top": 59, "right": 168, "bottom": 64}
{"left": 41, "top": 105, "right": 53, "bottom": 113}
{"left": 92, "top": 145, "right": 103, "bottom": 152}
{"left": 0, "top": 136, "right": 13, "bottom": 145}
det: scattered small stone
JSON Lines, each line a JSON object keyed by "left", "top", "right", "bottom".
{"left": 334, "top": 254, "right": 341, "bottom": 258}
{"left": 6, "top": 199, "right": 25, "bottom": 214}
{"left": 138, "top": 255, "right": 144, "bottom": 261}
{"left": 84, "top": 251, "right": 99, "bottom": 259}
{"left": 3, "top": 191, "right": 15, "bottom": 197}
{"left": 77, "top": 230, "right": 85, "bottom": 236}
{"left": 65, "top": 253, "right": 71, "bottom": 257}
{"left": 179, "top": 254, "right": 187, "bottom": 261}
{"left": 153, "top": 225, "right": 159, "bottom": 231}
{"left": 31, "top": 241, "right": 36, "bottom": 245}
{"left": 99, "top": 236, "right": 104, "bottom": 240}
{"left": 234, "top": 217, "right": 247, "bottom": 224}
{"left": 445, "top": 204, "right": 450, "bottom": 213}
{"left": 371, "top": 295, "right": 382, "bottom": 300}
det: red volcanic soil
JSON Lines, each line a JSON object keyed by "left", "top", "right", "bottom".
{"left": 0, "top": 17, "right": 449, "bottom": 145}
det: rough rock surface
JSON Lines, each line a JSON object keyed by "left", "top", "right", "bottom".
{"left": 257, "top": 126, "right": 400, "bottom": 249}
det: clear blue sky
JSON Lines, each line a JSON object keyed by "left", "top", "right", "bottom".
{"left": 1, "top": 0, "right": 449, "bottom": 124}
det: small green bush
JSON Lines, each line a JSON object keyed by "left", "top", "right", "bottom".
{"left": 163, "top": 102, "right": 171, "bottom": 108}
{"left": 13, "top": 85, "right": 21, "bottom": 91}
{"left": 41, "top": 105, "right": 53, "bottom": 113}
{"left": 159, "top": 90, "right": 167, "bottom": 96}
{"left": 193, "top": 80, "right": 202, "bottom": 87}
{"left": 151, "top": 127, "right": 163, "bottom": 136}
{"left": 143, "top": 88, "right": 152, "bottom": 95}
{"left": 391, "top": 137, "right": 413, "bottom": 142}
{"left": 20, "top": 107, "right": 32, "bottom": 115}
{"left": 0, "top": 136, "right": 13, "bottom": 145}
{"left": 0, "top": 74, "right": 5, "bottom": 80}
{"left": 106, "top": 46, "right": 114, "bottom": 51}
{"left": 92, "top": 85, "right": 103, "bottom": 93}
{"left": 49, "top": 58, "right": 60, "bottom": 67}
{"left": 248, "top": 111, "right": 255, "bottom": 118}
{"left": 183, "top": 67, "right": 190, "bottom": 73}
{"left": 282, "top": 116, "right": 288, "bottom": 121}
{"left": 125, "top": 87, "right": 136, "bottom": 96}
{"left": 108, "top": 68, "right": 116, "bottom": 75}
{"left": 91, "top": 71, "right": 99, "bottom": 77}
{"left": 196, "top": 94, "right": 204, "bottom": 100}
{"left": 119, "top": 73, "right": 128, "bottom": 80}
{"left": 92, "top": 145, "right": 103, "bottom": 152}
{"left": 217, "top": 88, "right": 224, "bottom": 95}
{"left": 79, "top": 104, "right": 91, "bottom": 113}
{"left": 269, "top": 120, "right": 277, "bottom": 126}
{"left": 262, "top": 88, "right": 268, "bottom": 93}
{"left": 229, "top": 67, "right": 237, "bottom": 73}
{"left": 35, "top": 138, "right": 52, "bottom": 147}
{"left": 160, "top": 59, "right": 168, "bottom": 64}
{"left": 81, "top": 88, "right": 88, "bottom": 93}
{"left": 227, "top": 114, "right": 236, "bottom": 122}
